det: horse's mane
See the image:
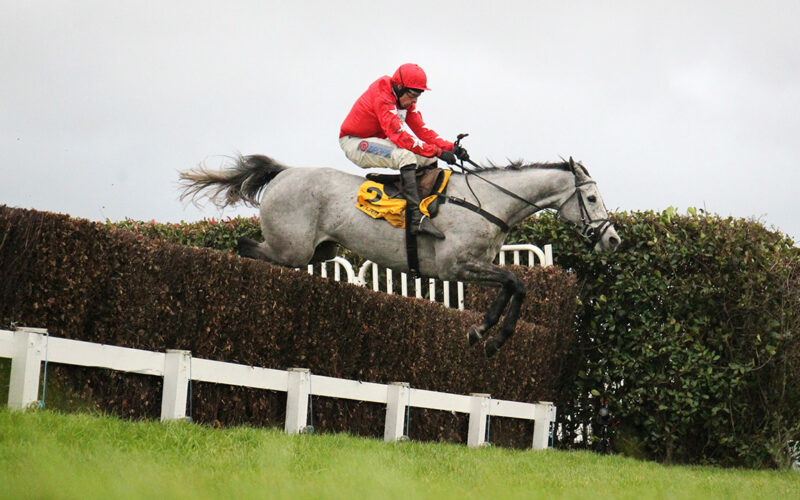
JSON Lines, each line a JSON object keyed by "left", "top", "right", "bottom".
{"left": 461, "top": 160, "right": 589, "bottom": 176}
{"left": 486, "top": 160, "right": 570, "bottom": 171}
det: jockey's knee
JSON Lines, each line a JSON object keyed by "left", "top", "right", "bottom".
{"left": 392, "top": 149, "right": 417, "bottom": 170}
{"left": 417, "top": 155, "right": 438, "bottom": 167}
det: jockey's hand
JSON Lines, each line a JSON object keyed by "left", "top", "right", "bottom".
{"left": 453, "top": 145, "right": 470, "bottom": 161}
{"left": 439, "top": 150, "right": 457, "bottom": 165}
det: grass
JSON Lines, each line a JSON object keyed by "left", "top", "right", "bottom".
{"left": 0, "top": 409, "right": 798, "bottom": 499}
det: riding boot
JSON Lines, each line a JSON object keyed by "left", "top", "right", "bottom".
{"left": 400, "top": 165, "right": 445, "bottom": 239}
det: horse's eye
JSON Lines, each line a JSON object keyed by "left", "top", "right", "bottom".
{"left": 588, "top": 195, "right": 597, "bottom": 203}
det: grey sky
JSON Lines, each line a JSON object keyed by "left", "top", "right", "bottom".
{"left": 2, "top": 1, "right": 799, "bottom": 242}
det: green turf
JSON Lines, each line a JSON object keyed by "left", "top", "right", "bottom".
{"left": 0, "top": 408, "right": 797, "bottom": 499}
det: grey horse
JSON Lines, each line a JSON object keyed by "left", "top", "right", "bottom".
{"left": 179, "top": 155, "right": 620, "bottom": 357}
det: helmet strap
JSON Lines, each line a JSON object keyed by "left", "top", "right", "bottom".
{"left": 392, "top": 83, "right": 409, "bottom": 105}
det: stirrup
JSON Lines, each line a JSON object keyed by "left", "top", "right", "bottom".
{"left": 416, "top": 215, "right": 445, "bottom": 239}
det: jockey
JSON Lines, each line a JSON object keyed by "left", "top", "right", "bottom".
{"left": 339, "top": 63, "right": 469, "bottom": 239}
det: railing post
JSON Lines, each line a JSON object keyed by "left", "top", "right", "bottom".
{"left": 384, "top": 382, "right": 409, "bottom": 442}
{"left": 356, "top": 260, "right": 372, "bottom": 287}
{"left": 467, "top": 393, "right": 491, "bottom": 447}
{"left": 372, "top": 263, "right": 379, "bottom": 290}
{"left": 327, "top": 257, "right": 356, "bottom": 284}
{"left": 285, "top": 368, "right": 311, "bottom": 434}
{"left": 161, "top": 349, "right": 191, "bottom": 421}
{"left": 532, "top": 401, "right": 556, "bottom": 449}
{"left": 8, "top": 328, "right": 46, "bottom": 410}
{"left": 544, "top": 244, "right": 553, "bottom": 267}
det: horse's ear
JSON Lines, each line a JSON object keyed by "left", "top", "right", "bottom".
{"left": 569, "top": 157, "right": 590, "bottom": 180}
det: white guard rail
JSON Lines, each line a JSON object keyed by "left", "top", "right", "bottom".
{"left": 1, "top": 328, "right": 556, "bottom": 449}
{"left": 307, "top": 244, "right": 553, "bottom": 310}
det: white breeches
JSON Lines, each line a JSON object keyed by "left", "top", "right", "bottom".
{"left": 339, "top": 136, "right": 437, "bottom": 170}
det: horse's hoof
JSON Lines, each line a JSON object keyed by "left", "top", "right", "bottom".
{"left": 467, "top": 326, "right": 482, "bottom": 346}
{"left": 485, "top": 338, "right": 501, "bottom": 358}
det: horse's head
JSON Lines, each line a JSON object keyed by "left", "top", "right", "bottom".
{"left": 556, "top": 158, "right": 621, "bottom": 252}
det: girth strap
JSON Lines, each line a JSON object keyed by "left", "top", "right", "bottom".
{"left": 405, "top": 223, "right": 420, "bottom": 277}
{"left": 441, "top": 196, "right": 510, "bottom": 232}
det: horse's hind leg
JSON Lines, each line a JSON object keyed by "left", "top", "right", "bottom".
{"left": 236, "top": 236, "right": 317, "bottom": 268}
{"left": 309, "top": 241, "right": 339, "bottom": 263}
{"left": 237, "top": 237, "right": 274, "bottom": 262}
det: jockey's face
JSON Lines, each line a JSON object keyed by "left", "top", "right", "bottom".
{"left": 398, "top": 89, "right": 422, "bottom": 109}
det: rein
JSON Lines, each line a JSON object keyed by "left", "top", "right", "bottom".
{"left": 458, "top": 158, "right": 545, "bottom": 212}
{"left": 444, "top": 157, "right": 611, "bottom": 246}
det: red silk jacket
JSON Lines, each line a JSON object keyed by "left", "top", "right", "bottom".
{"left": 340, "top": 76, "right": 453, "bottom": 158}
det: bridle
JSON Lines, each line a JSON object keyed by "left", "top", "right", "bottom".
{"left": 446, "top": 153, "right": 612, "bottom": 246}
{"left": 554, "top": 175, "right": 614, "bottom": 247}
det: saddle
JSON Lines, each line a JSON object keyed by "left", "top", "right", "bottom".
{"left": 356, "top": 167, "right": 452, "bottom": 228}
{"left": 366, "top": 166, "right": 446, "bottom": 199}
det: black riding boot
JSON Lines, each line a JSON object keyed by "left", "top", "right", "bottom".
{"left": 400, "top": 165, "right": 445, "bottom": 239}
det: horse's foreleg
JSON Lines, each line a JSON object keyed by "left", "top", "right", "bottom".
{"left": 484, "top": 273, "right": 525, "bottom": 358}
{"left": 468, "top": 280, "right": 513, "bottom": 346}
{"left": 457, "top": 261, "right": 524, "bottom": 357}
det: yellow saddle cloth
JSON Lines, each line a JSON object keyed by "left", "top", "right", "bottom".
{"left": 356, "top": 170, "right": 452, "bottom": 228}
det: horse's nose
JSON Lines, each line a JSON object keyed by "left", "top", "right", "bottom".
{"left": 608, "top": 235, "right": 620, "bottom": 250}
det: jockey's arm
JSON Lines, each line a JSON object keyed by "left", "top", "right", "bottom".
{"left": 374, "top": 96, "right": 441, "bottom": 158}
{"left": 405, "top": 108, "right": 454, "bottom": 153}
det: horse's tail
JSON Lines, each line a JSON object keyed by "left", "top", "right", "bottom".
{"left": 179, "top": 154, "right": 289, "bottom": 208}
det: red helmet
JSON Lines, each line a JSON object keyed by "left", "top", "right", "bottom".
{"left": 391, "top": 63, "right": 431, "bottom": 91}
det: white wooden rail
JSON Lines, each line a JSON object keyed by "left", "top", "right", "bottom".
{"left": 1, "top": 327, "right": 555, "bottom": 449}
{"left": 307, "top": 243, "right": 554, "bottom": 311}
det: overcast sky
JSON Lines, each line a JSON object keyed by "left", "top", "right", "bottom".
{"left": 3, "top": 1, "right": 799, "bottom": 243}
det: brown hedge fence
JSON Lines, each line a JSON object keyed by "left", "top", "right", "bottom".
{"left": 0, "top": 206, "right": 578, "bottom": 447}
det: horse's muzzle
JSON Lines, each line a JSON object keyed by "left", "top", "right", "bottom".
{"left": 594, "top": 224, "right": 621, "bottom": 252}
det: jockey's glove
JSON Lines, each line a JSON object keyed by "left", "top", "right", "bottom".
{"left": 439, "top": 150, "right": 457, "bottom": 165}
{"left": 453, "top": 145, "right": 470, "bottom": 161}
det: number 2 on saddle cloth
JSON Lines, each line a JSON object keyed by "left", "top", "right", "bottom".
{"left": 355, "top": 169, "right": 452, "bottom": 228}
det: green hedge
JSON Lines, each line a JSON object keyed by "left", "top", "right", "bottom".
{"left": 0, "top": 206, "right": 578, "bottom": 448}
{"left": 507, "top": 209, "right": 800, "bottom": 468}
{"left": 109, "top": 216, "right": 262, "bottom": 251}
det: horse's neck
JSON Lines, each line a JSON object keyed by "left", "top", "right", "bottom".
{"left": 452, "top": 167, "right": 574, "bottom": 225}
